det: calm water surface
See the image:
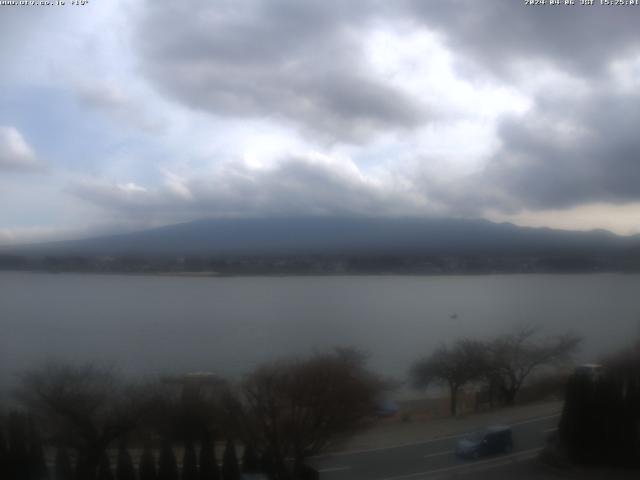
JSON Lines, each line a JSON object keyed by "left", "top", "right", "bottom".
{"left": 2, "top": 272, "right": 639, "bottom": 390}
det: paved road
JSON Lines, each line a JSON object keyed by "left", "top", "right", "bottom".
{"left": 308, "top": 413, "right": 560, "bottom": 480}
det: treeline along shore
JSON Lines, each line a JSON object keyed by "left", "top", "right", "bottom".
{"left": 2, "top": 252, "right": 640, "bottom": 276}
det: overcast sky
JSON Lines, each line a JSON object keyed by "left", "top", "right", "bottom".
{"left": 1, "top": 0, "right": 640, "bottom": 245}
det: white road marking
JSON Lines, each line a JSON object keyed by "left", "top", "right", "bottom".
{"left": 378, "top": 447, "right": 543, "bottom": 480}
{"left": 509, "top": 413, "right": 560, "bottom": 427}
{"left": 423, "top": 450, "right": 452, "bottom": 459}
{"left": 317, "top": 466, "right": 351, "bottom": 473}
{"left": 311, "top": 412, "right": 560, "bottom": 459}
{"left": 543, "top": 427, "right": 558, "bottom": 433}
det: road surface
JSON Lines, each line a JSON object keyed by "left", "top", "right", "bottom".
{"left": 308, "top": 413, "right": 559, "bottom": 480}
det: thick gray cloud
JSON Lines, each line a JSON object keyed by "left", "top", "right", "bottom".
{"left": 418, "top": 90, "right": 640, "bottom": 215}
{"left": 136, "top": 0, "right": 425, "bottom": 142}
{"left": 488, "top": 92, "right": 640, "bottom": 210}
{"left": 396, "top": 1, "right": 640, "bottom": 215}
{"left": 133, "top": 0, "right": 640, "bottom": 212}
{"left": 408, "top": 0, "right": 640, "bottom": 75}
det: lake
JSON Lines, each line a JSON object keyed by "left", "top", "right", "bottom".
{"left": 1, "top": 272, "right": 639, "bottom": 392}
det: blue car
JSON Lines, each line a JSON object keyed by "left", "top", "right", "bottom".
{"left": 455, "top": 425, "right": 513, "bottom": 459}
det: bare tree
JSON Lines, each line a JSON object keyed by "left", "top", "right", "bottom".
{"left": 488, "top": 327, "right": 581, "bottom": 405}
{"left": 411, "top": 339, "right": 488, "bottom": 416}
{"left": 16, "top": 363, "right": 153, "bottom": 479}
{"left": 227, "top": 348, "right": 384, "bottom": 479}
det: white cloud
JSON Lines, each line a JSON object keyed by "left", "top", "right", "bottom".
{"left": 68, "top": 152, "right": 433, "bottom": 223}
{"left": 0, "top": 127, "right": 43, "bottom": 171}
{"left": 364, "top": 25, "right": 530, "bottom": 121}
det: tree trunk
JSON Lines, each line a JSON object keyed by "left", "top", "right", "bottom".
{"left": 502, "top": 386, "right": 517, "bottom": 406}
{"left": 263, "top": 448, "right": 289, "bottom": 480}
{"left": 504, "top": 391, "right": 517, "bottom": 405}
{"left": 293, "top": 454, "right": 304, "bottom": 480}
{"left": 450, "top": 385, "right": 459, "bottom": 417}
{"left": 76, "top": 448, "right": 101, "bottom": 480}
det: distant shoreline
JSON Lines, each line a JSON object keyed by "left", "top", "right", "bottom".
{"left": 0, "top": 268, "right": 633, "bottom": 278}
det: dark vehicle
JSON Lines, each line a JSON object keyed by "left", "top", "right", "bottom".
{"left": 375, "top": 398, "right": 399, "bottom": 417}
{"left": 455, "top": 425, "right": 513, "bottom": 459}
